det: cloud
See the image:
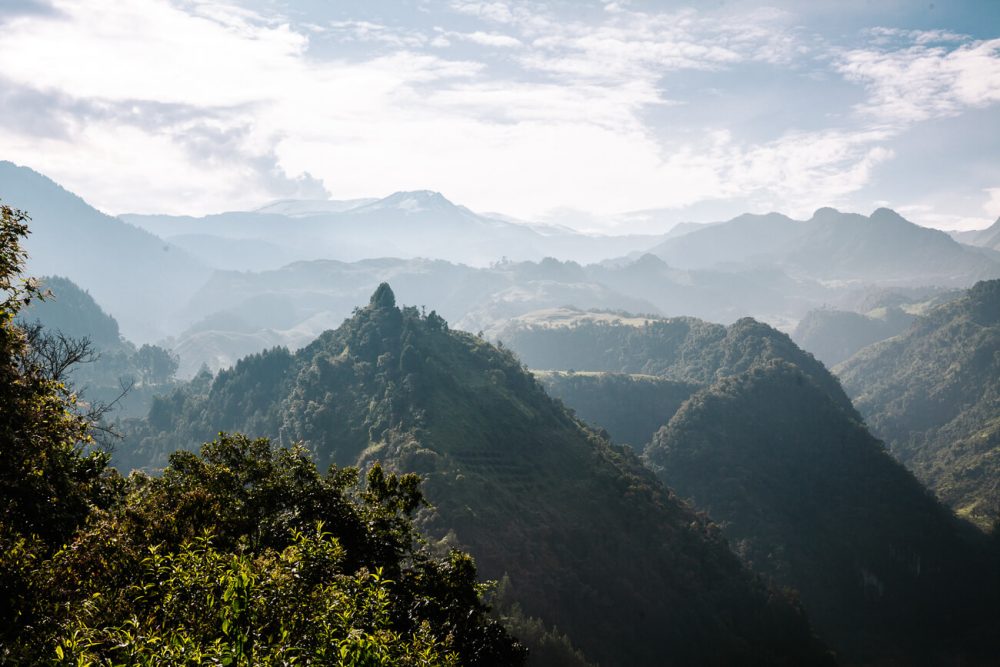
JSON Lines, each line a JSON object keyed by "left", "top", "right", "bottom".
{"left": 0, "top": 0, "right": 991, "bottom": 228}
{"left": 838, "top": 36, "right": 1000, "bottom": 124}
{"left": 454, "top": 30, "right": 522, "bottom": 48}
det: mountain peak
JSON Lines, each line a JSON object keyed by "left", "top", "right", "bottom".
{"left": 370, "top": 190, "right": 456, "bottom": 213}
{"left": 811, "top": 206, "right": 841, "bottom": 222}
{"left": 369, "top": 282, "right": 396, "bottom": 309}
{"left": 869, "top": 207, "right": 908, "bottom": 224}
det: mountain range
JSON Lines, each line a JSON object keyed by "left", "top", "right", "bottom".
{"left": 119, "top": 285, "right": 834, "bottom": 666}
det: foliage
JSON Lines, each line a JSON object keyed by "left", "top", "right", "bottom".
{"left": 1, "top": 210, "right": 524, "bottom": 665}
{"left": 18, "top": 275, "right": 181, "bottom": 419}
{"left": 122, "top": 284, "right": 834, "bottom": 666}
{"left": 645, "top": 360, "right": 1000, "bottom": 664}
{"left": 533, "top": 371, "right": 698, "bottom": 447}
{"left": 35, "top": 433, "right": 523, "bottom": 666}
{"left": 836, "top": 279, "right": 1000, "bottom": 529}
{"left": 501, "top": 314, "right": 854, "bottom": 414}
{"left": 0, "top": 201, "right": 121, "bottom": 652}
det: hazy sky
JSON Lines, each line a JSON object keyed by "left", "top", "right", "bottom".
{"left": 1, "top": 0, "right": 999, "bottom": 233}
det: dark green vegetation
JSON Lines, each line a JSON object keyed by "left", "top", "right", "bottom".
{"left": 646, "top": 362, "right": 999, "bottom": 664}
{"left": 502, "top": 312, "right": 852, "bottom": 412}
{"left": 836, "top": 280, "right": 1000, "bottom": 529}
{"left": 124, "top": 286, "right": 833, "bottom": 666}
{"left": 0, "top": 204, "right": 523, "bottom": 665}
{"left": 19, "top": 275, "right": 180, "bottom": 418}
{"left": 504, "top": 312, "right": 1000, "bottom": 664}
{"left": 533, "top": 370, "right": 698, "bottom": 448}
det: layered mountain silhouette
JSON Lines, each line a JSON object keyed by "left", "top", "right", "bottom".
{"left": 499, "top": 308, "right": 1000, "bottom": 662}
{"left": 836, "top": 279, "right": 1000, "bottom": 529}
{"left": 951, "top": 217, "right": 1000, "bottom": 251}
{"left": 122, "top": 190, "right": 671, "bottom": 268}
{"left": 0, "top": 161, "right": 211, "bottom": 342}
{"left": 122, "top": 285, "right": 833, "bottom": 666}
{"left": 648, "top": 207, "right": 1000, "bottom": 285}
{"left": 793, "top": 306, "right": 915, "bottom": 367}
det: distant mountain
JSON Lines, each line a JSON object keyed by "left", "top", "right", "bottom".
{"left": 254, "top": 197, "right": 378, "bottom": 216}
{"left": 951, "top": 217, "right": 1000, "bottom": 250}
{"left": 123, "top": 191, "right": 673, "bottom": 269}
{"left": 645, "top": 361, "right": 999, "bottom": 664}
{"left": 836, "top": 279, "right": 1000, "bottom": 529}
{"left": 0, "top": 161, "right": 211, "bottom": 341}
{"left": 648, "top": 207, "right": 1000, "bottom": 285}
{"left": 168, "top": 253, "right": 850, "bottom": 378}
{"left": 122, "top": 285, "right": 833, "bottom": 666}
{"left": 793, "top": 306, "right": 915, "bottom": 367}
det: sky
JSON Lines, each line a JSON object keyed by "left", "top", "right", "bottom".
{"left": 1, "top": 0, "right": 999, "bottom": 233}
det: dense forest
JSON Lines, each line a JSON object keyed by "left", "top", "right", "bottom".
{"left": 6, "top": 174, "right": 1000, "bottom": 665}
{"left": 120, "top": 282, "right": 832, "bottom": 666}
{"left": 0, "top": 203, "right": 525, "bottom": 665}
{"left": 836, "top": 279, "right": 1000, "bottom": 529}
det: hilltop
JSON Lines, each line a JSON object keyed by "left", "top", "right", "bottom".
{"left": 122, "top": 284, "right": 832, "bottom": 666}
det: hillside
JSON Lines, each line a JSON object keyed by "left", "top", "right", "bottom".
{"left": 792, "top": 307, "right": 915, "bottom": 367}
{"left": 835, "top": 280, "right": 1000, "bottom": 528}
{"left": 533, "top": 371, "right": 698, "bottom": 448}
{"left": 645, "top": 362, "right": 999, "bottom": 664}
{"left": 0, "top": 162, "right": 211, "bottom": 342}
{"left": 648, "top": 207, "right": 1000, "bottom": 285}
{"left": 19, "top": 276, "right": 181, "bottom": 418}
{"left": 500, "top": 310, "right": 854, "bottom": 414}
{"left": 122, "top": 285, "right": 833, "bottom": 666}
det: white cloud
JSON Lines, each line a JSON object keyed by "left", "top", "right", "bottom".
{"left": 839, "top": 37, "right": 1000, "bottom": 124}
{"left": 454, "top": 30, "right": 522, "bottom": 48}
{"left": 0, "top": 0, "right": 990, "bottom": 229}
{"left": 984, "top": 187, "right": 1000, "bottom": 220}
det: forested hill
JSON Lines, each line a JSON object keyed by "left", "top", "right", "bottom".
{"left": 835, "top": 279, "right": 1000, "bottom": 529}
{"left": 123, "top": 284, "right": 833, "bottom": 667}
{"left": 534, "top": 371, "right": 699, "bottom": 448}
{"left": 645, "top": 362, "right": 999, "bottom": 664}
{"left": 500, "top": 312, "right": 854, "bottom": 414}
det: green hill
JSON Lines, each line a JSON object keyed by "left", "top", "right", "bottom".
{"left": 533, "top": 371, "right": 698, "bottom": 448}
{"left": 835, "top": 279, "right": 1000, "bottom": 529}
{"left": 18, "top": 276, "right": 181, "bottom": 418}
{"left": 501, "top": 311, "right": 854, "bottom": 413}
{"left": 123, "top": 285, "right": 832, "bottom": 666}
{"left": 645, "top": 362, "right": 999, "bottom": 664}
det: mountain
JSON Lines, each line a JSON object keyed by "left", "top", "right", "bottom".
{"left": 122, "top": 191, "right": 674, "bottom": 270}
{"left": 645, "top": 361, "right": 999, "bottom": 664}
{"left": 792, "top": 306, "right": 915, "bottom": 367}
{"left": 835, "top": 279, "right": 1000, "bottom": 529}
{"left": 951, "top": 217, "right": 1000, "bottom": 251}
{"left": 254, "top": 197, "right": 378, "bottom": 216}
{"left": 499, "top": 309, "right": 854, "bottom": 414}
{"left": 533, "top": 371, "right": 699, "bottom": 448}
{"left": 122, "top": 285, "right": 833, "bottom": 666}
{"left": 648, "top": 207, "right": 1000, "bottom": 285}
{"left": 18, "top": 276, "right": 181, "bottom": 418}
{"left": 0, "top": 161, "right": 211, "bottom": 341}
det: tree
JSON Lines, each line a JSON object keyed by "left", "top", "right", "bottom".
{"left": 135, "top": 342, "right": 179, "bottom": 385}
{"left": 0, "top": 201, "right": 118, "bottom": 654}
